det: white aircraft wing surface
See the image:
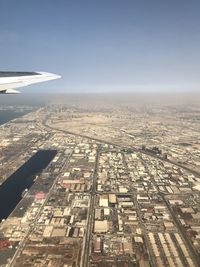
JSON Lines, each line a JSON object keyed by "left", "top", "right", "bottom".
{"left": 0, "top": 71, "right": 61, "bottom": 94}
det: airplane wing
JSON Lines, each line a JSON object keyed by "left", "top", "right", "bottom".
{"left": 0, "top": 71, "right": 61, "bottom": 94}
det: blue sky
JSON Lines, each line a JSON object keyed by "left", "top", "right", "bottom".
{"left": 0, "top": 0, "right": 200, "bottom": 93}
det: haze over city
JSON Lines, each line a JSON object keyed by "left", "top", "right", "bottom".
{"left": 1, "top": 1, "right": 200, "bottom": 267}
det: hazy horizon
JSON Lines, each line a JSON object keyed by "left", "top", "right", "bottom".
{"left": 1, "top": 92, "right": 200, "bottom": 107}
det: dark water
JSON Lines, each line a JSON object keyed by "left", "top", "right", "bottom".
{"left": 0, "top": 110, "right": 29, "bottom": 125}
{"left": 0, "top": 150, "right": 57, "bottom": 221}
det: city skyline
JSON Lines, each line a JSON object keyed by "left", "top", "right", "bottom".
{"left": 0, "top": 98, "right": 200, "bottom": 266}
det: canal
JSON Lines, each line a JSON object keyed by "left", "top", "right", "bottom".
{"left": 0, "top": 150, "right": 57, "bottom": 221}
